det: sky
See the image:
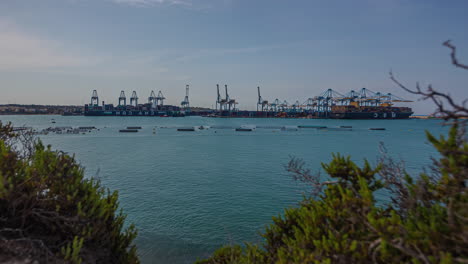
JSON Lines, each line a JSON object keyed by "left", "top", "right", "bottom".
{"left": 0, "top": 0, "right": 467, "bottom": 114}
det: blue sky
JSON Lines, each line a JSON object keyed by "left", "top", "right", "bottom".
{"left": 0, "top": 0, "right": 467, "bottom": 113}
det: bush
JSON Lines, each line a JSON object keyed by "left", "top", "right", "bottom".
{"left": 0, "top": 122, "right": 139, "bottom": 263}
{"left": 198, "top": 123, "right": 467, "bottom": 264}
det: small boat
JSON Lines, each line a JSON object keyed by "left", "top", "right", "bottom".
{"left": 119, "top": 129, "right": 138, "bottom": 133}
{"left": 298, "top": 125, "right": 327, "bottom": 129}
{"left": 177, "top": 128, "right": 196, "bottom": 131}
{"left": 236, "top": 125, "right": 256, "bottom": 132}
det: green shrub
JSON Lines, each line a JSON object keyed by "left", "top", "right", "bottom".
{"left": 0, "top": 122, "right": 139, "bottom": 263}
{"left": 198, "top": 124, "right": 467, "bottom": 264}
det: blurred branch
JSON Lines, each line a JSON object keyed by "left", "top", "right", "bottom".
{"left": 389, "top": 41, "right": 468, "bottom": 121}
{"left": 443, "top": 40, "right": 468, "bottom": 70}
{"left": 377, "top": 143, "right": 411, "bottom": 211}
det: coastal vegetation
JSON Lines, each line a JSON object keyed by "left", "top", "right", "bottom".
{"left": 197, "top": 42, "right": 468, "bottom": 263}
{"left": 0, "top": 123, "right": 138, "bottom": 263}
{"left": 198, "top": 124, "right": 467, "bottom": 263}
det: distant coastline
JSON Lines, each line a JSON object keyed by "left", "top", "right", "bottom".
{"left": 0, "top": 104, "right": 83, "bottom": 115}
{"left": 0, "top": 104, "right": 213, "bottom": 116}
{"left": 409, "top": 115, "right": 442, "bottom": 119}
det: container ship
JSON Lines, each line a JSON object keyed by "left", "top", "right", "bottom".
{"left": 329, "top": 103, "right": 413, "bottom": 119}
{"left": 328, "top": 89, "right": 413, "bottom": 119}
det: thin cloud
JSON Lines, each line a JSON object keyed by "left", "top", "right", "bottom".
{"left": 0, "top": 19, "right": 98, "bottom": 71}
{"left": 174, "top": 47, "right": 267, "bottom": 63}
{"left": 110, "top": 0, "right": 192, "bottom": 7}
{"left": 173, "top": 41, "right": 311, "bottom": 63}
{"left": 0, "top": 19, "right": 174, "bottom": 77}
{"left": 107, "top": 0, "right": 227, "bottom": 10}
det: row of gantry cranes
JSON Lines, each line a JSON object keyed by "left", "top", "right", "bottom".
{"left": 255, "top": 86, "right": 412, "bottom": 113}
{"left": 90, "top": 85, "right": 190, "bottom": 111}
{"left": 89, "top": 84, "right": 411, "bottom": 113}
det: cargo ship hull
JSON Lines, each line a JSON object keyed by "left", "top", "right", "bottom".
{"left": 329, "top": 105, "right": 413, "bottom": 119}
{"left": 84, "top": 110, "right": 184, "bottom": 117}
{"left": 329, "top": 111, "right": 412, "bottom": 119}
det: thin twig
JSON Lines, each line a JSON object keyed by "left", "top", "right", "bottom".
{"left": 443, "top": 40, "right": 468, "bottom": 70}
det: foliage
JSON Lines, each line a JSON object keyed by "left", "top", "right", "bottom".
{"left": 198, "top": 122, "right": 467, "bottom": 264}
{"left": 0, "top": 122, "right": 139, "bottom": 263}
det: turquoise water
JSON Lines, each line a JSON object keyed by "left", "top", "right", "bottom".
{"left": 1, "top": 115, "right": 445, "bottom": 263}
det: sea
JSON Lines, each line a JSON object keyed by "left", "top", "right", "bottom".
{"left": 0, "top": 115, "right": 446, "bottom": 263}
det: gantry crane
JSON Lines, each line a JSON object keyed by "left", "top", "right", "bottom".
{"left": 118, "top": 91, "right": 126, "bottom": 106}
{"left": 181, "top": 84, "right": 190, "bottom": 111}
{"left": 279, "top": 100, "right": 289, "bottom": 112}
{"left": 216, "top": 84, "right": 227, "bottom": 111}
{"left": 379, "top": 93, "right": 413, "bottom": 106}
{"left": 148, "top": 90, "right": 156, "bottom": 108}
{"left": 91, "top": 90, "right": 99, "bottom": 106}
{"left": 257, "top": 86, "right": 269, "bottom": 111}
{"left": 156, "top": 91, "right": 165, "bottom": 107}
{"left": 303, "top": 98, "right": 315, "bottom": 111}
{"left": 269, "top": 99, "right": 280, "bottom": 112}
{"left": 130, "top": 91, "right": 138, "bottom": 107}
{"left": 225, "top": 85, "right": 238, "bottom": 111}
{"left": 291, "top": 100, "right": 303, "bottom": 112}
